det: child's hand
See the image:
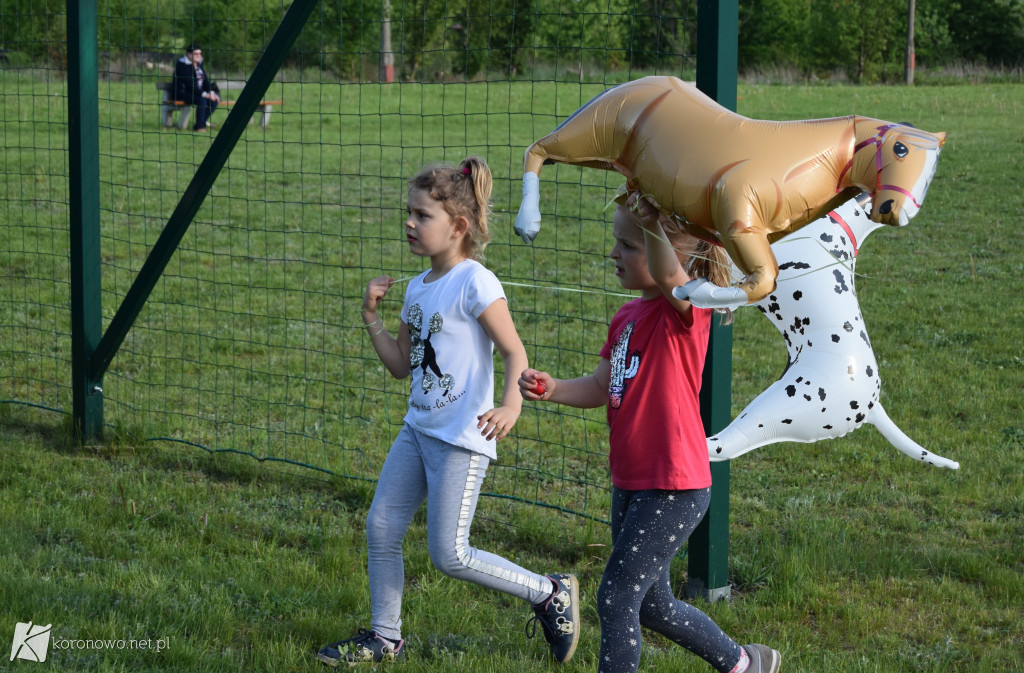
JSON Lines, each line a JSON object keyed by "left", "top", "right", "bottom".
{"left": 518, "top": 368, "right": 552, "bottom": 400}
{"left": 362, "top": 276, "right": 395, "bottom": 314}
{"left": 624, "top": 192, "right": 667, "bottom": 230}
{"left": 477, "top": 406, "right": 519, "bottom": 441}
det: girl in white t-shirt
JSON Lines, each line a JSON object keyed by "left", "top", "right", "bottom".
{"left": 317, "top": 156, "right": 580, "bottom": 667}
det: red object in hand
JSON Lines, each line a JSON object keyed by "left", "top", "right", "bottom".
{"left": 530, "top": 380, "right": 547, "bottom": 396}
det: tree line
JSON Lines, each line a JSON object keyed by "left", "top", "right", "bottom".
{"left": 1, "top": 0, "right": 1021, "bottom": 83}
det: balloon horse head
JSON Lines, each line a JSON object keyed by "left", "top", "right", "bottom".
{"left": 707, "top": 193, "right": 959, "bottom": 470}
{"left": 514, "top": 76, "right": 947, "bottom": 310}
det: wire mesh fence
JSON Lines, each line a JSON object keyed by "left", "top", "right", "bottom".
{"left": 1, "top": 0, "right": 702, "bottom": 524}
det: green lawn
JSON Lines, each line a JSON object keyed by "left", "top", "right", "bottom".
{"left": 2, "top": 77, "right": 1022, "bottom": 671}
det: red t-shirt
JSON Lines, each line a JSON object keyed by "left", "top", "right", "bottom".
{"left": 599, "top": 295, "right": 712, "bottom": 491}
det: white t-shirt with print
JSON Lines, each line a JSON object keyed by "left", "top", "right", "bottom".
{"left": 400, "top": 259, "right": 505, "bottom": 459}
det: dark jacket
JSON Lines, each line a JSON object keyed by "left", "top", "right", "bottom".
{"left": 172, "top": 56, "right": 218, "bottom": 102}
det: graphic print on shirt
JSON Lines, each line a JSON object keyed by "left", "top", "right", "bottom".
{"left": 608, "top": 321, "right": 641, "bottom": 409}
{"left": 408, "top": 304, "right": 455, "bottom": 394}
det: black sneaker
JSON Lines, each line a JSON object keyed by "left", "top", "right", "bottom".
{"left": 743, "top": 643, "right": 781, "bottom": 673}
{"left": 316, "top": 629, "right": 406, "bottom": 667}
{"left": 525, "top": 573, "right": 580, "bottom": 663}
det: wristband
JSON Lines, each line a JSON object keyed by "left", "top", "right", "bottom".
{"left": 364, "top": 316, "right": 385, "bottom": 337}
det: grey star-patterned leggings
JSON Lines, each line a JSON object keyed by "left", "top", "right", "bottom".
{"left": 597, "top": 487, "right": 744, "bottom": 673}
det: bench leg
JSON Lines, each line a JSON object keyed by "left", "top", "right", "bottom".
{"left": 258, "top": 104, "right": 273, "bottom": 130}
{"left": 177, "top": 107, "right": 192, "bottom": 130}
{"left": 160, "top": 90, "right": 176, "bottom": 128}
{"left": 161, "top": 103, "right": 175, "bottom": 128}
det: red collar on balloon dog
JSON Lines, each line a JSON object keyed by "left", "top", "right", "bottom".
{"left": 828, "top": 209, "right": 860, "bottom": 257}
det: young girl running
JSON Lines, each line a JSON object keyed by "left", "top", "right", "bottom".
{"left": 518, "top": 191, "right": 781, "bottom": 673}
{"left": 317, "top": 157, "right": 579, "bottom": 667}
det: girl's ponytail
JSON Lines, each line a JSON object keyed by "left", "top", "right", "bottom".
{"left": 458, "top": 156, "right": 492, "bottom": 258}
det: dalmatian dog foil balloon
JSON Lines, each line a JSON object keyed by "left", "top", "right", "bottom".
{"left": 514, "top": 76, "right": 946, "bottom": 310}
{"left": 707, "top": 193, "right": 958, "bottom": 469}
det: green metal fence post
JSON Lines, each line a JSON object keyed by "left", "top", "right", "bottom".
{"left": 67, "top": 0, "right": 105, "bottom": 441}
{"left": 687, "top": 0, "right": 738, "bottom": 603}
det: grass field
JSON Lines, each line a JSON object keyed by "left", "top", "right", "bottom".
{"left": 2, "top": 76, "right": 1023, "bottom": 672}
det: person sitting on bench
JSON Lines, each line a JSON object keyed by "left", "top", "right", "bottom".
{"left": 172, "top": 43, "right": 221, "bottom": 132}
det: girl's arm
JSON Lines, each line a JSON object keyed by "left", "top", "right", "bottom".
{"left": 362, "top": 275, "right": 411, "bottom": 379}
{"left": 519, "top": 359, "right": 610, "bottom": 409}
{"left": 476, "top": 298, "right": 527, "bottom": 441}
{"left": 626, "top": 193, "right": 694, "bottom": 316}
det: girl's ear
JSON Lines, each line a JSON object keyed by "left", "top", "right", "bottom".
{"left": 451, "top": 215, "right": 471, "bottom": 239}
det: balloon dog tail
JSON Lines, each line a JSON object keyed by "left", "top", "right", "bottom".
{"left": 869, "top": 404, "right": 960, "bottom": 470}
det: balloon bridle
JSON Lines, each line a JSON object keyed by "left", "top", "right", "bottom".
{"left": 837, "top": 123, "right": 923, "bottom": 210}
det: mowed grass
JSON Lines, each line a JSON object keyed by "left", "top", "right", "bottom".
{"left": 2, "top": 75, "right": 1023, "bottom": 672}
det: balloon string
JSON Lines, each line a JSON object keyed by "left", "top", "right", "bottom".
{"left": 769, "top": 235, "right": 879, "bottom": 283}
{"left": 501, "top": 280, "right": 635, "bottom": 298}
{"left": 389, "top": 274, "right": 634, "bottom": 299}
{"left": 380, "top": 228, "right": 875, "bottom": 304}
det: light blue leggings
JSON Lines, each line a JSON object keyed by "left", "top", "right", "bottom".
{"left": 366, "top": 425, "right": 554, "bottom": 641}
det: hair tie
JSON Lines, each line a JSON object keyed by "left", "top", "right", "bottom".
{"left": 461, "top": 166, "right": 471, "bottom": 175}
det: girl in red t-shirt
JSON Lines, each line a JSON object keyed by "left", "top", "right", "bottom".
{"left": 519, "top": 192, "right": 781, "bottom": 673}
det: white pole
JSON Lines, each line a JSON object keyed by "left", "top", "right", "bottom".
{"left": 382, "top": 0, "right": 394, "bottom": 82}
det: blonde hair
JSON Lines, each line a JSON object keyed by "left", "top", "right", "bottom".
{"left": 656, "top": 216, "right": 731, "bottom": 286}
{"left": 615, "top": 189, "right": 734, "bottom": 322}
{"left": 407, "top": 156, "right": 492, "bottom": 260}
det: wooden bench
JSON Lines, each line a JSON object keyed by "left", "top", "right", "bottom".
{"left": 156, "top": 81, "right": 283, "bottom": 130}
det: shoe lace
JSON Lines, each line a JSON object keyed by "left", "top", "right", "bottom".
{"left": 334, "top": 628, "right": 377, "bottom": 653}
{"left": 524, "top": 612, "right": 547, "bottom": 641}
{"left": 525, "top": 593, "right": 572, "bottom": 641}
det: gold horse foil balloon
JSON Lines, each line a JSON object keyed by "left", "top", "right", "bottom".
{"left": 514, "top": 76, "right": 946, "bottom": 309}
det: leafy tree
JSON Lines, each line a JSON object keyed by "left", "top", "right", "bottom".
{"left": 0, "top": 0, "right": 67, "bottom": 65}
{"left": 530, "top": 0, "right": 636, "bottom": 72}
{"left": 4, "top": 0, "right": 1022, "bottom": 79}
{"left": 627, "top": 0, "right": 696, "bottom": 70}
{"left": 911, "top": 1, "right": 955, "bottom": 67}
{"left": 452, "top": 0, "right": 536, "bottom": 78}
{"left": 388, "top": 0, "right": 452, "bottom": 80}
{"left": 921, "top": 0, "right": 1024, "bottom": 66}
{"left": 737, "top": 0, "right": 810, "bottom": 72}
{"left": 296, "top": 0, "right": 382, "bottom": 80}
{"left": 807, "top": 0, "right": 903, "bottom": 82}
